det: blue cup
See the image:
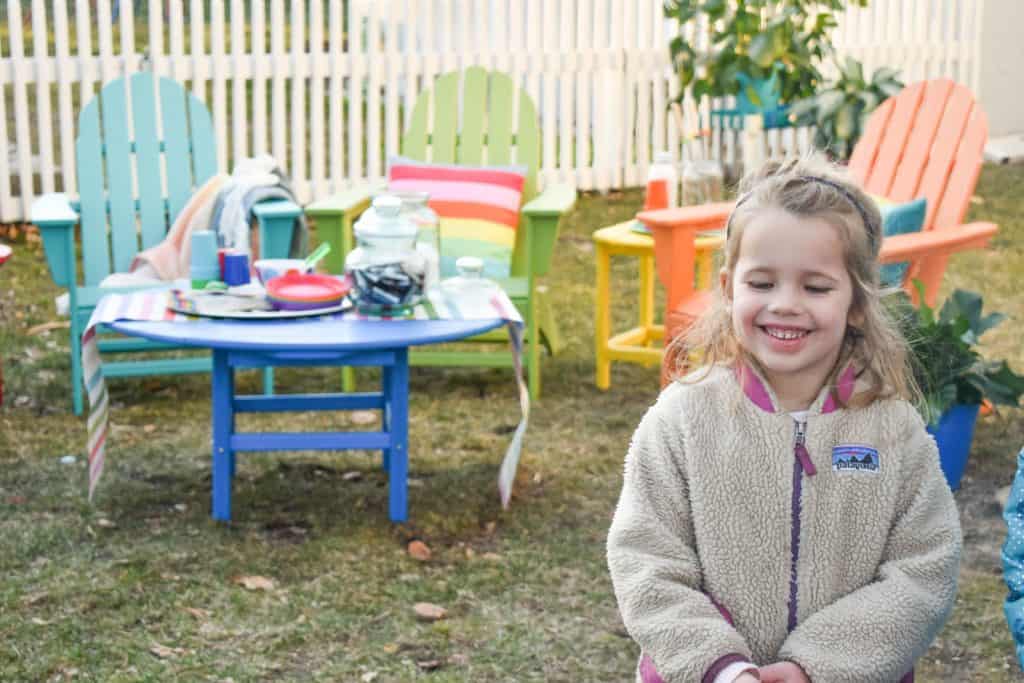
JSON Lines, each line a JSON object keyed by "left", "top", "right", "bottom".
{"left": 222, "top": 252, "right": 251, "bottom": 286}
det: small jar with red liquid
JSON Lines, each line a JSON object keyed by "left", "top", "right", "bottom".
{"left": 644, "top": 150, "right": 678, "bottom": 210}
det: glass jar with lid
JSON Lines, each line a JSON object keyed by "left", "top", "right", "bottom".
{"left": 344, "top": 194, "right": 427, "bottom": 315}
{"left": 375, "top": 190, "right": 441, "bottom": 290}
{"left": 436, "top": 256, "right": 502, "bottom": 308}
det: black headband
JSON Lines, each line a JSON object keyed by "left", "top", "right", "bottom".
{"left": 726, "top": 175, "right": 879, "bottom": 251}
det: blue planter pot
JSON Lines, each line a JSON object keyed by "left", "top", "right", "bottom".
{"left": 926, "top": 403, "right": 981, "bottom": 490}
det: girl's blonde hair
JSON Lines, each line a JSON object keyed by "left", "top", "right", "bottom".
{"left": 670, "top": 154, "right": 918, "bottom": 407}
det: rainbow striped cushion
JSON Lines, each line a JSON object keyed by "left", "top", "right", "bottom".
{"left": 388, "top": 156, "right": 527, "bottom": 279}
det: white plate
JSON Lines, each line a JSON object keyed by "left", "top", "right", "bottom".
{"left": 169, "top": 290, "right": 351, "bottom": 320}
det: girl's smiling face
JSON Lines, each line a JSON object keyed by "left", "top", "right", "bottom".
{"left": 723, "top": 207, "right": 856, "bottom": 410}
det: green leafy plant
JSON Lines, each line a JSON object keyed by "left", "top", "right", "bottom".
{"left": 789, "top": 57, "right": 904, "bottom": 160}
{"left": 889, "top": 285, "right": 1024, "bottom": 426}
{"left": 664, "top": 0, "right": 867, "bottom": 106}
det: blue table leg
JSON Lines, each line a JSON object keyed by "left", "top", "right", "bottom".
{"left": 381, "top": 363, "right": 391, "bottom": 473}
{"left": 385, "top": 349, "right": 409, "bottom": 522}
{"left": 211, "top": 349, "right": 235, "bottom": 521}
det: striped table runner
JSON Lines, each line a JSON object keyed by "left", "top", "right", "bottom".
{"left": 82, "top": 288, "right": 527, "bottom": 509}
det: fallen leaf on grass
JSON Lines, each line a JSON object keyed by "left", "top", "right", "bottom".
{"left": 361, "top": 673, "right": 379, "bottom": 682}
{"left": 24, "top": 320, "right": 69, "bottom": 336}
{"left": 416, "top": 659, "right": 443, "bottom": 671}
{"left": 349, "top": 410, "right": 377, "bottom": 425}
{"left": 232, "top": 575, "right": 276, "bottom": 591}
{"left": 407, "top": 539, "right": 432, "bottom": 561}
{"left": 970, "top": 195, "right": 985, "bottom": 205}
{"left": 413, "top": 602, "right": 447, "bottom": 621}
{"left": 30, "top": 617, "right": 51, "bottom": 626}
{"left": 183, "top": 607, "right": 210, "bottom": 619}
{"left": 481, "top": 552, "right": 504, "bottom": 563}
{"left": 150, "top": 642, "right": 188, "bottom": 659}
{"left": 96, "top": 518, "right": 116, "bottom": 528}
{"left": 22, "top": 591, "right": 48, "bottom": 606}
{"left": 381, "top": 642, "right": 400, "bottom": 654}
{"left": 143, "top": 424, "right": 156, "bottom": 433}
{"left": 342, "top": 470, "right": 363, "bottom": 482}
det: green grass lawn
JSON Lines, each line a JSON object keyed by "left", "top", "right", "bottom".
{"left": 1, "top": 165, "right": 1022, "bottom": 681}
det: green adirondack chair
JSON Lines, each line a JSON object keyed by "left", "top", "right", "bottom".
{"left": 306, "top": 67, "right": 576, "bottom": 399}
{"left": 32, "top": 72, "right": 300, "bottom": 415}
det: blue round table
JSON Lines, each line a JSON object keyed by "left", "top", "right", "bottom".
{"left": 111, "top": 317, "right": 504, "bottom": 522}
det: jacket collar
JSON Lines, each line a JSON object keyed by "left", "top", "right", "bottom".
{"left": 736, "top": 360, "right": 856, "bottom": 415}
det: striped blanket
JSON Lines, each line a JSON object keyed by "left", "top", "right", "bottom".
{"left": 82, "top": 287, "right": 527, "bottom": 508}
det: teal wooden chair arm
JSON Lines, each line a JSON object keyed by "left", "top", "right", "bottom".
{"left": 31, "top": 192, "right": 80, "bottom": 289}
{"left": 305, "top": 184, "right": 381, "bottom": 274}
{"left": 252, "top": 198, "right": 302, "bottom": 260}
{"left": 518, "top": 183, "right": 577, "bottom": 277}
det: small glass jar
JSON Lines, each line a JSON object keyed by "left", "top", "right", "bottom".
{"left": 344, "top": 195, "right": 426, "bottom": 315}
{"left": 377, "top": 190, "right": 441, "bottom": 290}
{"left": 436, "top": 256, "right": 501, "bottom": 307}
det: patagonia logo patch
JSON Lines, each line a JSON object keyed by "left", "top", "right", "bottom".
{"left": 832, "top": 444, "right": 880, "bottom": 473}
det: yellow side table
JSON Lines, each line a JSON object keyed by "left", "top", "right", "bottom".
{"left": 593, "top": 220, "right": 722, "bottom": 389}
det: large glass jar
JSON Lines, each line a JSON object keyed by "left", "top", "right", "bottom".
{"left": 377, "top": 190, "right": 441, "bottom": 290}
{"left": 345, "top": 195, "right": 426, "bottom": 315}
{"left": 680, "top": 159, "right": 725, "bottom": 206}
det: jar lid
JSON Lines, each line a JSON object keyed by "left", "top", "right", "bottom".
{"left": 378, "top": 189, "right": 430, "bottom": 208}
{"left": 354, "top": 195, "right": 418, "bottom": 239}
{"left": 455, "top": 256, "right": 484, "bottom": 276}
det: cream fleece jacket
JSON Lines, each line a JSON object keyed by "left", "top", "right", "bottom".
{"left": 607, "top": 364, "right": 961, "bottom": 683}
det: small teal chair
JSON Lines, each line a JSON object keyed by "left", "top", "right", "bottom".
{"left": 32, "top": 72, "right": 299, "bottom": 415}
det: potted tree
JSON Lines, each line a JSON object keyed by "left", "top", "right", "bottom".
{"left": 663, "top": 0, "right": 864, "bottom": 106}
{"left": 889, "top": 286, "right": 1024, "bottom": 490}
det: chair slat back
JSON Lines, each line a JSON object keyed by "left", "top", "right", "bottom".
{"left": 918, "top": 83, "right": 985, "bottom": 232}
{"left": 862, "top": 82, "right": 926, "bottom": 197}
{"left": 76, "top": 73, "right": 216, "bottom": 286}
{"left": 76, "top": 96, "right": 110, "bottom": 286}
{"left": 888, "top": 80, "right": 950, "bottom": 204}
{"left": 130, "top": 74, "right": 167, "bottom": 249}
{"left": 850, "top": 79, "right": 986, "bottom": 236}
{"left": 98, "top": 77, "right": 138, "bottom": 276}
{"left": 402, "top": 67, "right": 539, "bottom": 201}
{"left": 399, "top": 67, "right": 542, "bottom": 274}
{"left": 486, "top": 73, "right": 515, "bottom": 166}
{"left": 457, "top": 68, "right": 487, "bottom": 164}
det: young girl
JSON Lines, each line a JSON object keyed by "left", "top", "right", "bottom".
{"left": 607, "top": 156, "right": 961, "bottom": 683}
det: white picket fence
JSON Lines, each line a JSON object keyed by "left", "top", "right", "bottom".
{"left": 0, "top": 0, "right": 986, "bottom": 223}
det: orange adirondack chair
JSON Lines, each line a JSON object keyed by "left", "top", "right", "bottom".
{"left": 639, "top": 79, "right": 998, "bottom": 385}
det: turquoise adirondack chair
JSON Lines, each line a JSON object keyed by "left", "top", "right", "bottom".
{"left": 306, "top": 67, "right": 576, "bottom": 400}
{"left": 32, "top": 72, "right": 299, "bottom": 415}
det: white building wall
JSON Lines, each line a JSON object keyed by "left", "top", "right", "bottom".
{"left": 978, "top": 0, "right": 1024, "bottom": 136}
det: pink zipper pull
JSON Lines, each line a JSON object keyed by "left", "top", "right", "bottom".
{"left": 795, "top": 442, "right": 817, "bottom": 476}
